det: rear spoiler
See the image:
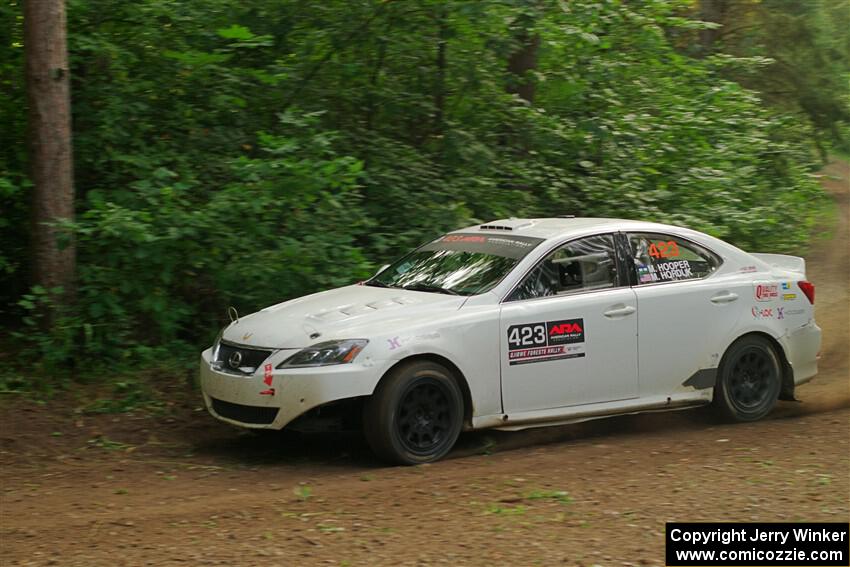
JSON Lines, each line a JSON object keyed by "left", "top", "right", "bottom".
{"left": 750, "top": 253, "right": 806, "bottom": 275}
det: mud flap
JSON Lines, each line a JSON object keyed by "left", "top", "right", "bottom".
{"left": 682, "top": 368, "right": 717, "bottom": 390}
{"left": 779, "top": 359, "right": 798, "bottom": 401}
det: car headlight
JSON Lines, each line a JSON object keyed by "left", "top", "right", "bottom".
{"left": 277, "top": 339, "right": 368, "bottom": 369}
{"left": 211, "top": 328, "right": 225, "bottom": 360}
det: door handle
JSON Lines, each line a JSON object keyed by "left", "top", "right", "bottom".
{"left": 604, "top": 305, "right": 636, "bottom": 318}
{"left": 710, "top": 291, "right": 739, "bottom": 304}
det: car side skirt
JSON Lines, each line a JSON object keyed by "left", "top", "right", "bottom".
{"left": 473, "top": 391, "right": 712, "bottom": 431}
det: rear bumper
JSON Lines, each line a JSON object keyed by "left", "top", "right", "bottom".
{"left": 780, "top": 320, "right": 822, "bottom": 386}
{"left": 199, "top": 348, "right": 383, "bottom": 429}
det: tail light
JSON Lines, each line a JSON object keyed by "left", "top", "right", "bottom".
{"left": 797, "top": 280, "right": 815, "bottom": 304}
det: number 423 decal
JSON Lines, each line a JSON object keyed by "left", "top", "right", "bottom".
{"left": 648, "top": 240, "right": 679, "bottom": 259}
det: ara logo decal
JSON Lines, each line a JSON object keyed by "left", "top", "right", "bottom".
{"left": 549, "top": 322, "right": 583, "bottom": 336}
{"left": 754, "top": 283, "right": 778, "bottom": 301}
{"left": 547, "top": 318, "right": 584, "bottom": 346}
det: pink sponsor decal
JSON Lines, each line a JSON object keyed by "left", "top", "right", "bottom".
{"left": 260, "top": 364, "right": 275, "bottom": 396}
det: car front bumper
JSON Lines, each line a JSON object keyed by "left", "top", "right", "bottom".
{"left": 199, "top": 347, "right": 384, "bottom": 429}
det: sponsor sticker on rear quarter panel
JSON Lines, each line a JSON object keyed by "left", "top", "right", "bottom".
{"left": 751, "top": 306, "right": 776, "bottom": 319}
{"left": 754, "top": 282, "right": 778, "bottom": 301}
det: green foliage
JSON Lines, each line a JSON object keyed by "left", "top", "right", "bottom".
{"left": 13, "top": 286, "right": 83, "bottom": 368}
{"left": 48, "top": 114, "right": 371, "bottom": 362}
{"left": 1, "top": 0, "right": 840, "bottom": 372}
{"left": 687, "top": 0, "right": 850, "bottom": 158}
{"left": 0, "top": 0, "right": 28, "bottom": 306}
{"left": 82, "top": 380, "right": 165, "bottom": 414}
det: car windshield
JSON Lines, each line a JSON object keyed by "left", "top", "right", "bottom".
{"left": 367, "top": 233, "right": 544, "bottom": 296}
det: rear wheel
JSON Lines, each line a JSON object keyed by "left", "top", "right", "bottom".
{"left": 714, "top": 335, "right": 781, "bottom": 421}
{"left": 363, "top": 360, "right": 463, "bottom": 465}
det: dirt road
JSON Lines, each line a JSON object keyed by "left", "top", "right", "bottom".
{"left": 2, "top": 161, "right": 848, "bottom": 566}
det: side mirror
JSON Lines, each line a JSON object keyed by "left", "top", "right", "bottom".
{"left": 375, "top": 264, "right": 390, "bottom": 277}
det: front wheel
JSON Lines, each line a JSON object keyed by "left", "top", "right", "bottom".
{"left": 713, "top": 335, "right": 781, "bottom": 422}
{"left": 363, "top": 360, "right": 464, "bottom": 465}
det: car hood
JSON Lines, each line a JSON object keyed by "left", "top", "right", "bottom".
{"left": 221, "top": 285, "right": 467, "bottom": 348}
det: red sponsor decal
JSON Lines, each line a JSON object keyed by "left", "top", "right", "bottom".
{"left": 261, "top": 363, "right": 275, "bottom": 395}
{"left": 442, "top": 235, "right": 486, "bottom": 243}
{"left": 550, "top": 322, "right": 583, "bottom": 335}
{"left": 754, "top": 284, "right": 778, "bottom": 301}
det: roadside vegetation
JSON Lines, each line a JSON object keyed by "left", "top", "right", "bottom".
{"left": 1, "top": 0, "right": 848, "bottom": 393}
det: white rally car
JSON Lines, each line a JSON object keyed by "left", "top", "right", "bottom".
{"left": 200, "top": 218, "right": 821, "bottom": 464}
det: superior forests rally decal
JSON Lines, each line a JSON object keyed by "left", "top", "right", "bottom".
{"left": 507, "top": 318, "right": 586, "bottom": 365}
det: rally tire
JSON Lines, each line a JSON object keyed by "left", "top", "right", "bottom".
{"left": 363, "top": 360, "right": 464, "bottom": 465}
{"left": 713, "top": 335, "right": 781, "bottom": 422}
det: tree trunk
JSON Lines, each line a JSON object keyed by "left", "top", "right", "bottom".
{"left": 24, "top": 0, "right": 76, "bottom": 307}
{"left": 501, "top": 10, "right": 540, "bottom": 157}
{"left": 506, "top": 28, "right": 540, "bottom": 104}
{"left": 433, "top": 6, "right": 448, "bottom": 135}
{"left": 698, "top": 0, "right": 726, "bottom": 55}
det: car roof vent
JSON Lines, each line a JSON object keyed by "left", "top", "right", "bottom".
{"left": 479, "top": 219, "right": 533, "bottom": 231}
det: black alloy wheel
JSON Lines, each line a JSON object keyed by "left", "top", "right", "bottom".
{"left": 364, "top": 360, "right": 464, "bottom": 465}
{"left": 714, "top": 335, "right": 781, "bottom": 421}
{"left": 728, "top": 348, "right": 774, "bottom": 410}
{"left": 396, "top": 378, "right": 453, "bottom": 456}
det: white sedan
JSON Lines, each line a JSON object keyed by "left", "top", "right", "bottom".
{"left": 199, "top": 218, "right": 821, "bottom": 464}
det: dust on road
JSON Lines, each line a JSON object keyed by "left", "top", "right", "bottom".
{"left": 1, "top": 160, "right": 848, "bottom": 566}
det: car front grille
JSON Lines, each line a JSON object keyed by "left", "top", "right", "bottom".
{"left": 211, "top": 398, "right": 279, "bottom": 425}
{"left": 215, "top": 341, "right": 272, "bottom": 374}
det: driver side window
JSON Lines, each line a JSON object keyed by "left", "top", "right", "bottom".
{"left": 508, "top": 234, "right": 619, "bottom": 301}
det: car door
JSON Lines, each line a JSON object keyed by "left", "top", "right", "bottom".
{"left": 499, "top": 233, "right": 639, "bottom": 413}
{"left": 625, "top": 232, "right": 747, "bottom": 398}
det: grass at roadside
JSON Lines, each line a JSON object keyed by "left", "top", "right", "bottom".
{"left": 0, "top": 357, "right": 197, "bottom": 416}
